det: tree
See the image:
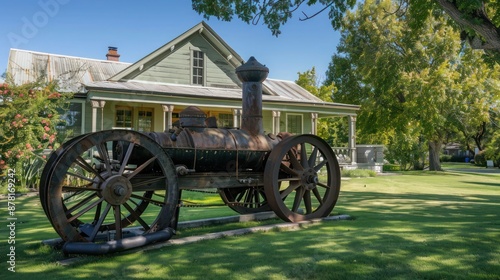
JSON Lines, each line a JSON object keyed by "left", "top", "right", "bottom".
{"left": 295, "top": 67, "right": 348, "bottom": 146}
{"left": 192, "top": 0, "right": 500, "bottom": 54}
{"left": 324, "top": 0, "right": 500, "bottom": 171}
{"left": 0, "top": 80, "right": 71, "bottom": 191}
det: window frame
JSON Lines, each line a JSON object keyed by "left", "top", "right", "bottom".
{"left": 286, "top": 113, "right": 303, "bottom": 134}
{"left": 115, "top": 106, "right": 134, "bottom": 129}
{"left": 58, "top": 100, "right": 86, "bottom": 137}
{"left": 137, "top": 108, "right": 154, "bottom": 132}
{"left": 191, "top": 49, "right": 205, "bottom": 86}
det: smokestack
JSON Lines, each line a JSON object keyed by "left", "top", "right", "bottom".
{"left": 106, "top": 46, "right": 120, "bottom": 61}
{"left": 235, "top": 57, "right": 269, "bottom": 135}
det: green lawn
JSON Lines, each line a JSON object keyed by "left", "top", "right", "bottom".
{"left": 1, "top": 167, "right": 499, "bottom": 279}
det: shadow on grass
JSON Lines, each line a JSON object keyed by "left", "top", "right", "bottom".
{"left": 3, "top": 186, "right": 500, "bottom": 279}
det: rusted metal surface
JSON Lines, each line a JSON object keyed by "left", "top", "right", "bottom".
{"left": 236, "top": 56, "right": 268, "bottom": 136}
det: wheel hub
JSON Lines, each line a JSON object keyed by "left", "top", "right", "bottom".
{"left": 101, "top": 175, "right": 133, "bottom": 206}
{"left": 302, "top": 168, "right": 318, "bottom": 190}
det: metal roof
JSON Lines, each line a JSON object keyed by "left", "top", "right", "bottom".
{"left": 7, "top": 49, "right": 130, "bottom": 92}
{"left": 264, "top": 79, "right": 324, "bottom": 103}
{"left": 84, "top": 79, "right": 359, "bottom": 111}
{"left": 6, "top": 49, "right": 359, "bottom": 112}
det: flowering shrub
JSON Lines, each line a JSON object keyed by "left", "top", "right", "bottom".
{"left": 0, "top": 81, "right": 72, "bottom": 192}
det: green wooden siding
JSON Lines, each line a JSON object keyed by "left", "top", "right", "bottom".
{"left": 133, "top": 34, "right": 239, "bottom": 88}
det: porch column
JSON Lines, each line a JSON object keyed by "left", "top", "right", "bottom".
{"left": 90, "top": 100, "right": 106, "bottom": 132}
{"left": 162, "top": 105, "right": 174, "bottom": 131}
{"left": 272, "top": 110, "right": 281, "bottom": 134}
{"left": 233, "top": 108, "right": 241, "bottom": 129}
{"left": 348, "top": 115, "right": 357, "bottom": 164}
{"left": 311, "top": 113, "right": 318, "bottom": 135}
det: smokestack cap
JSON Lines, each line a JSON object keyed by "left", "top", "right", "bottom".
{"left": 236, "top": 56, "right": 269, "bottom": 83}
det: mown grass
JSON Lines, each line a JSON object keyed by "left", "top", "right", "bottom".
{"left": 1, "top": 168, "right": 499, "bottom": 279}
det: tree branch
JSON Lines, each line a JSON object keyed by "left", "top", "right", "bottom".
{"left": 436, "top": 0, "right": 500, "bottom": 50}
{"left": 299, "top": 1, "right": 335, "bottom": 21}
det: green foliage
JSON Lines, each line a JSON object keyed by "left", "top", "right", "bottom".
{"left": 384, "top": 131, "right": 428, "bottom": 170}
{"left": 192, "top": 0, "right": 500, "bottom": 60}
{"left": 295, "top": 67, "right": 349, "bottom": 146}
{"left": 484, "top": 134, "right": 500, "bottom": 167}
{"left": 440, "top": 154, "right": 468, "bottom": 163}
{"left": 341, "top": 168, "right": 377, "bottom": 177}
{"left": 0, "top": 81, "right": 71, "bottom": 191}
{"left": 325, "top": 0, "right": 500, "bottom": 171}
{"left": 474, "top": 150, "right": 487, "bottom": 167}
{"left": 192, "top": 0, "right": 357, "bottom": 36}
{"left": 383, "top": 164, "right": 401, "bottom": 171}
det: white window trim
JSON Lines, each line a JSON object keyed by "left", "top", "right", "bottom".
{"left": 190, "top": 48, "right": 206, "bottom": 86}
{"left": 68, "top": 99, "right": 86, "bottom": 135}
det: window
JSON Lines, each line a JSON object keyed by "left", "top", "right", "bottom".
{"left": 116, "top": 107, "right": 133, "bottom": 128}
{"left": 287, "top": 114, "right": 303, "bottom": 134}
{"left": 218, "top": 113, "right": 233, "bottom": 128}
{"left": 192, "top": 50, "right": 204, "bottom": 85}
{"left": 138, "top": 108, "right": 154, "bottom": 132}
{"left": 58, "top": 101, "right": 84, "bottom": 137}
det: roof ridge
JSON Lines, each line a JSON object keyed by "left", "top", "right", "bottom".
{"left": 9, "top": 48, "right": 132, "bottom": 65}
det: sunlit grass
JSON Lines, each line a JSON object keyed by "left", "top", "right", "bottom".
{"left": 0, "top": 169, "right": 499, "bottom": 279}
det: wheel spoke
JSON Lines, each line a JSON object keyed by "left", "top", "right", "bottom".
{"left": 308, "top": 147, "right": 318, "bottom": 168}
{"left": 300, "top": 143, "right": 309, "bottom": 168}
{"left": 62, "top": 190, "right": 86, "bottom": 202}
{"left": 287, "top": 150, "right": 303, "bottom": 171}
{"left": 75, "top": 156, "right": 105, "bottom": 182}
{"left": 95, "top": 142, "right": 112, "bottom": 175}
{"left": 254, "top": 189, "right": 261, "bottom": 207}
{"left": 280, "top": 181, "right": 301, "bottom": 199}
{"left": 313, "top": 159, "right": 327, "bottom": 172}
{"left": 242, "top": 190, "right": 251, "bottom": 207}
{"left": 312, "top": 188, "right": 324, "bottom": 205}
{"left": 304, "top": 190, "right": 312, "bottom": 214}
{"left": 67, "top": 197, "right": 105, "bottom": 223}
{"left": 66, "top": 171, "right": 98, "bottom": 184}
{"left": 113, "top": 205, "right": 122, "bottom": 240}
{"left": 279, "top": 162, "right": 298, "bottom": 176}
{"left": 118, "top": 143, "right": 135, "bottom": 175}
{"left": 93, "top": 200, "right": 103, "bottom": 225}
{"left": 89, "top": 203, "right": 111, "bottom": 241}
{"left": 123, "top": 202, "right": 151, "bottom": 231}
{"left": 126, "top": 156, "right": 157, "bottom": 179}
{"left": 62, "top": 185, "right": 99, "bottom": 192}
{"left": 317, "top": 181, "right": 331, "bottom": 189}
{"left": 130, "top": 193, "right": 166, "bottom": 206}
{"left": 292, "top": 187, "right": 305, "bottom": 212}
{"left": 65, "top": 192, "right": 98, "bottom": 216}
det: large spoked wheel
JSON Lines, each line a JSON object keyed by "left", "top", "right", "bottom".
{"left": 264, "top": 134, "right": 341, "bottom": 222}
{"left": 219, "top": 186, "right": 271, "bottom": 214}
{"left": 44, "top": 130, "right": 178, "bottom": 243}
{"left": 40, "top": 134, "right": 88, "bottom": 219}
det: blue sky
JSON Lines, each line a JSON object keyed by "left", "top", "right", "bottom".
{"left": 1, "top": 1, "right": 341, "bottom": 82}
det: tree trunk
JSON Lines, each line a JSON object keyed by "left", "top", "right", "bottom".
{"left": 428, "top": 140, "right": 443, "bottom": 171}
{"left": 436, "top": 0, "right": 500, "bottom": 50}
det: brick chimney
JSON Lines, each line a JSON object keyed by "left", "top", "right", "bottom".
{"left": 106, "top": 46, "right": 120, "bottom": 61}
